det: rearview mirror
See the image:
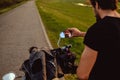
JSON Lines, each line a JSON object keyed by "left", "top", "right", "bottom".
{"left": 60, "top": 32, "right": 65, "bottom": 38}
{"left": 2, "top": 72, "right": 16, "bottom": 80}
{"left": 57, "top": 32, "right": 65, "bottom": 47}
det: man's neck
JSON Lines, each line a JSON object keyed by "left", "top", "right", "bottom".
{"left": 99, "top": 10, "right": 120, "bottom": 19}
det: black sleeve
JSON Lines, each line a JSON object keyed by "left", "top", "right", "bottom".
{"left": 83, "top": 25, "right": 101, "bottom": 51}
{"left": 84, "top": 16, "right": 120, "bottom": 52}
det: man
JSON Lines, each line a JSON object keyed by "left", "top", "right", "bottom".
{"left": 64, "top": 0, "right": 120, "bottom": 80}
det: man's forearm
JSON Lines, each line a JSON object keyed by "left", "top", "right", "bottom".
{"left": 79, "top": 32, "right": 86, "bottom": 37}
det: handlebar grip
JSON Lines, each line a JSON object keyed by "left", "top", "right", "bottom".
{"left": 51, "top": 44, "right": 72, "bottom": 54}
{"left": 61, "top": 44, "right": 72, "bottom": 50}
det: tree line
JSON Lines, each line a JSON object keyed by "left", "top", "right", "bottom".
{"left": 0, "top": 0, "right": 28, "bottom": 8}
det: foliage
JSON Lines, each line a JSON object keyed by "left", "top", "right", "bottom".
{"left": 0, "top": 0, "right": 28, "bottom": 8}
{"left": 0, "top": 0, "right": 28, "bottom": 14}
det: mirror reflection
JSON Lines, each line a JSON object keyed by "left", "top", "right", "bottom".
{"left": 60, "top": 32, "right": 65, "bottom": 38}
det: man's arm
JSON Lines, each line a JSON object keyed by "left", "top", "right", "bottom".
{"left": 77, "top": 45, "right": 98, "bottom": 80}
{"left": 64, "top": 28, "right": 86, "bottom": 37}
{"left": 78, "top": 32, "right": 86, "bottom": 37}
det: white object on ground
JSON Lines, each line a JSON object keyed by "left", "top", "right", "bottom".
{"left": 2, "top": 73, "right": 16, "bottom": 80}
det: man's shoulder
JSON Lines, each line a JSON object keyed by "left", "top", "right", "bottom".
{"left": 88, "top": 17, "right": 110, "bottom": 31}
{"left": 88, "top": 22, "right": 101, "bottom": 32}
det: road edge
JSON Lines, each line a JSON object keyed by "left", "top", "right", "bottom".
{"left": 34, "top": 1, "right": 53, "bottom": 49}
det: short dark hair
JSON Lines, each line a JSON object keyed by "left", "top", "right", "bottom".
{"left": 90, "top": 0, "right": 118, "bottom": 10}
{"left": 29, "top": 46, "right": 38, "bottom": 53}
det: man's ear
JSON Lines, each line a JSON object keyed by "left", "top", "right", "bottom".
{"left": 95, "top": 2, "right": 100, "bottom": 9}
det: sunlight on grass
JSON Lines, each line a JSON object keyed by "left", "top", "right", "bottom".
{"left": 74, "top": 2, "right": 91, "bottom": 7}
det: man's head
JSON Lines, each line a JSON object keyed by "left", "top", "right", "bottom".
{"left": 29, "top": 46, "right": 38, "bottom": 54}
{"left": 90, "top": 0, "right": 118, "bottom": 10}
{"left": 90, "top": 0, "right": 118, "bottom": 21}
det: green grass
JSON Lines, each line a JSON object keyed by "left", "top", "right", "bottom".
{"left": 36, "top": 0, "right": 95, "bottom": 55}
{"left": 0, "top": 0, "right": 28, "bottom": 14}
{"left": 36, "top": 0, "right": 95, "bottom": 79}
{"left": 36, "top": 0, "right": 120, "bottom": 79}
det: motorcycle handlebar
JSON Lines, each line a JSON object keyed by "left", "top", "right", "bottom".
{"left": 50, "top": 44, "right": 72, "bottom": 55}
{"left": 60, "top": 44, "right": 72, "bottom": 50}
{"left": 53, "top": 44, "right": 72, "bottom": 51}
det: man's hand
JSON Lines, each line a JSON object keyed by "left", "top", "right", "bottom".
{"left": 64, "top": 28, "right": 86, "bottom": 37}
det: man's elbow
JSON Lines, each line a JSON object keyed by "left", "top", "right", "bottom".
{"left": 77, "top": 69, "right": 89, "bottom": 80}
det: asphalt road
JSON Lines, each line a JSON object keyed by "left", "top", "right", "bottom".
{"left": 0, "top": 0, "right": 52, "bottom": 79}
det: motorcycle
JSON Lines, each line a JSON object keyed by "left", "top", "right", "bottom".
{"left": 2, "top": 32, "right": 77, "bottom": 80}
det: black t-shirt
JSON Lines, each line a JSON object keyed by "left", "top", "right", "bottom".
{"left": 84, "top": 16, "right": 120, "bottom": 80}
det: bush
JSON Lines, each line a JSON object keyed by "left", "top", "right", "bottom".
{"left": 13, "top": 0, "right": 23, "bottom": 3}
{"left": 0, "top": 0, "right": 27, "bottom": 8}
{"left": 0, "top": 0, "right": 13, "bottom": 7}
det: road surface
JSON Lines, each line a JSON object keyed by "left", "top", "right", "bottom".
{"left": 0, "top": 0, "right": 52, "bottom": 79}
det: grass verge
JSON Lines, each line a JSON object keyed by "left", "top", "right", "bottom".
{"left": 35, "top": 0, "right": 95, "bottom": 79}
{"left": 36, "top": 0, "right": 120, "bottom": 80}
{"left": 36, "top": 0, "right": 95, "bottom": 58}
